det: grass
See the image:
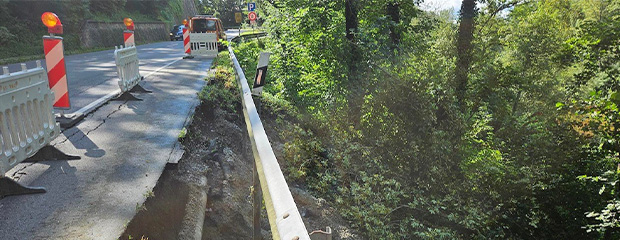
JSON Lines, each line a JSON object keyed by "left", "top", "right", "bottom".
{"left": 198, "top": 50, "right": 239, "bottom": 113}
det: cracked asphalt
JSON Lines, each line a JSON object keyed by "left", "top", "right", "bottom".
{"left": 0, "top": 40, "right": 210, "bottom": 239}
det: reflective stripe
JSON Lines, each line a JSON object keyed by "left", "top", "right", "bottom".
{"left": 50, "top": 75, "right": 67, "bottom": 103}
{"left": 44, "top": 40, "right": 63, "bottom": 71}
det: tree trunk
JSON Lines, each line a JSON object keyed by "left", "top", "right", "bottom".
{"left": 345, "top": 0, "right": 358, "bottom": 42}
{"left": 387, "top": 2, "right": 400, "bottom": 47}
{"left": 345, "top": 0, "right": 362, "bottom": 123}
{"left": 455, "top": 0, "right": 476, "bottom": 108}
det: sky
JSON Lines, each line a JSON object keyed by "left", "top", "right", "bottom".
{"left": 420, "top": 0, "right": 462, "bottom": 11}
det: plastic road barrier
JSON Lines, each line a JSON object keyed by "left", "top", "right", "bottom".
{"left": 189, "top": 32, "right": 218, "bottom": 57}
{"left": 114, "top": 45, "right": 141, "bottom": 93}
{"left": 43, "top": 36, "right": 71, "bottom": 109}
{"left": 0, "top": 61, "right": 60, "bottom": 176}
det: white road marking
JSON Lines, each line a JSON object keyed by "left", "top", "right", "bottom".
{"left": 68, "top": 58, "right": 182, "bottom": 117}
{"left": 143, "top": 58, "right": 182, "bottom": 78}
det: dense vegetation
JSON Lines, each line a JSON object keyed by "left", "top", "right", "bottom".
{"left": 232, "top": 0, "right": 620, "bottom": 239}
{"left": 0, "top": 0, "right": 193, "bottom": 62}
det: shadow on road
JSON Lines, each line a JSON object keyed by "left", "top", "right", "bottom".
{"left": 66, "top": 128, "right": 106, "bottom": 158}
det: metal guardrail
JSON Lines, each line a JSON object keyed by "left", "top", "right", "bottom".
{"left": 114, "top": 44, "right": 141, "bottom": 93}
{"left": 228, "top": 47, "right": 311, "bottom": 240}
{"left": 0, "top": 61, "right": 60, "bottom": 176}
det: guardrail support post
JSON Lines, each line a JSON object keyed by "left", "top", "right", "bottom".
{"left": 253, "top": 160, "right": 262, "bottom": 240}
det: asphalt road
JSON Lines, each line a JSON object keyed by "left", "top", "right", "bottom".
{"left": 0, "top": 40, "right": 211, "bottom": 239}
{"left": 3, "top": 41, "right": 199, "bottom": 116}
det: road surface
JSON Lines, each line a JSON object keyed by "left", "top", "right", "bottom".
{"left": 0, "top": 40, "right": 211, "bottom": 239}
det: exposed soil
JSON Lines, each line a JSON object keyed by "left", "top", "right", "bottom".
{"left": 120, "top": 90, "right": 359, "bottom": 239}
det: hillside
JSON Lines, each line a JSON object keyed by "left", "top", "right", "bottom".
{"left": 0, "top": 0, "right": 197, "bottom": 62}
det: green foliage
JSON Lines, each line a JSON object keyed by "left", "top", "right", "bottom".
{"left": 199, "top": 51, "right": 238, "bottom": 113}
{"left": 233, "top": 39, "right": 262, "bottom": 88}
{"left": 0, "top": 0, "right": 190, "bottom": 61}
{"left": 233, "top": 0, "right": 620, "bottom": 238}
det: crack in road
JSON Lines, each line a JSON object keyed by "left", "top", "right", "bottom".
{"left": 54, "top": 101, "right": 128, "bottom": 147}
{"left": 72, "top": 103, "right": 127, "bottom": 143}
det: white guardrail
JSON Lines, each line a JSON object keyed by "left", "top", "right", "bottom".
{"left": 0, "top": 62, "right": 60, "bottom": 176}
{"left": 190, "top": 32, "right": 218, "bottom": 57}
{"left": 114, "top": 44, "right": 142, "bottom": 93}
{"left": 228, "top": 47, "right": 311, "bottom": 239}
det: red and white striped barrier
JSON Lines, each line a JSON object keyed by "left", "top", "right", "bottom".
{"left": 183, "top": 28, "right": 191, "bottom": 55}
{"left": 124, "top": 30, "right": 135, "bottom": 47}
{"left": 43, "top": 36, "right": 70, "bottom": 109}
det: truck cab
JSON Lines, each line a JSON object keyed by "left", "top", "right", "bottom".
{"left": 190, "top": 15, "right": 226, "bottom": 45}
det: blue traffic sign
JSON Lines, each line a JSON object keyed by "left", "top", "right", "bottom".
{"left": 248, "top": 3, "right": 256, "bottom": 12}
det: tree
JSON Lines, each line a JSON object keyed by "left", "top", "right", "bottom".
{"left": 455, "top": 0, "right": 477, "bottom": 108}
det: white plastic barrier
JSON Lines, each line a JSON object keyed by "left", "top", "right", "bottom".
{"left": 114, "top": 45, "right": 141, "bottom": 93}
{"left": 0, "top": 62, "right": 60, "bottom": 176}
{"left": 189, "top": 32, "right": 218, "bottom": 57}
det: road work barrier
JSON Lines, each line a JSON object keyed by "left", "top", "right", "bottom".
{"left": 189, "top": 32, "right": 218, "bottom": 57}
{"left": 114, "top": 44, "right": 142, "bottom": 93}
{"left": 229, "top": 47, "right": 323, "bottom": 240}
{"left": 43, "top": 36, "right": 71, "bottom": 109}
{"left": 183, "top": 27, "right": 192, "bottom": 58}
{"left": 123, "top": 18, "right": 135, "bottom": 47}
{"left": 124, "top": 30, "right": 135, "bottom": 46}
{"left": 0, "top": 61, "right": 60, "bottom": 177}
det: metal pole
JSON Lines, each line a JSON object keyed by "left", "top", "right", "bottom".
{"left": 253, "top": 159, "right": 262, "bottom": 240}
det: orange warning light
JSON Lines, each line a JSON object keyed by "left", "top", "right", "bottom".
{"left": 182, "top": 19, "right": 188, "bottom": 26}
{"left": 41, "top": 12, "right": 60, "bottom": 28}
{"left": 124, "top": 18, "right": 134, "bottom": 30}
{"left": 41, "top": 12, "right": 63, "bottom": 34}
{"left": 123, "top": 18, "right": 133, "bottom": 27}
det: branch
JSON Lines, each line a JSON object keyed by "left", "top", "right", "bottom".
{"left": 476, "top": 0, "right": 529, "bottom": 33}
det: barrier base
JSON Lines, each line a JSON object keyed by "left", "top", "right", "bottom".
{"left": 183, "top": 55, "right": 194, "bottom": 59}
{"left": 25, "top": 145, "right": 81, "bottom": 162}
{"left": 0, "top": 177, "right": 46, "bottom": 199}
{"left": 129, "top": 83, "right": 152, "bottom": 93}
{"left": 57, "top": 114, "right": 85, "bottom": 129}
{"left": 112, "top": 91, "right": 143, "bottom": 101}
